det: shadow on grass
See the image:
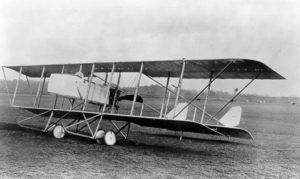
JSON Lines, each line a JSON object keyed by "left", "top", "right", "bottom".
{"left": 135, "top": 131, "right": 254, "bottom": 146}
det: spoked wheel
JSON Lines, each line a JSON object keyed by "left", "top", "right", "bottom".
{"left": 95, "top": 129, "right": 105, "bottom": 144}
{"left": 104, "top": 130, "right": 117, "bottom": 146}
{"left": 53, "top": 125, "right": 65, "bottom": 139}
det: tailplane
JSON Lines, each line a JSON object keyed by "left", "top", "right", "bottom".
{"left": 218, "top": 106, "right": 242, "bottom": 127}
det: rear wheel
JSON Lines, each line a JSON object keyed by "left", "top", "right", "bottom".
{"left": 104, "top": 130, "right": 117, "bottom": 146}
{"left": 53, "top": 125, "right": 65, "bottom": 139}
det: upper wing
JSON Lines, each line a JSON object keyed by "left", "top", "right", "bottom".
{"left": 4, "top": 59, "right": 284, "bottom": 79}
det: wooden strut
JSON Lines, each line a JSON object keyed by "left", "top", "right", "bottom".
{"left": 34, "top": 66, "right": 45, "bottom": 106}
{"left": 93, "top": 63, "right": 115, "bottom": 138}
{"left": 2, "top": 67, "right": 12, "bottom": 105}
{"left": 25, "top": 76, "right": 35, "bottom": 105}
{"left": 205, "top": 72, "right": 261, "bottom": 125}
{"left": 173, "top": 59, "right": 186, "bottom": 119}
{"left": 83, "top": 64, "right": 95, "bottom": 111}
{"left": 37, "top": 75, "right": 46, "bottom": 107}
{"left": 65, "top": 114, "right": 101, "bottom": 131}
{"left": 112, "top": 121, "right": 129, "bottom": 139}
{"left": 131, "top": 63, "right": 143, "bottom": 115}
{"left": 77, "top": 117, "right": 99, "bottom": 132}
{"left": 53, "top": 100, "right": 85, "bottom": 125}
{"left": 147, "top": 74, "right": 219, "bottom": 121}
{"left": 200, "top": 72, "right": 213, "bottom": 124}
{"left": 173, "top": 61, "right": 234, "bottom": 119}
{"left": 43, "top": 111, "right": 54, "bottom": 132}
{"left": 160, "top": 72, "right": 171, "bottom": 118}
{"left": 12, "top": 66, "right": 22, "bottom": 105}
{"left": 111, "top": 72, "right": 121, "bottom": 113}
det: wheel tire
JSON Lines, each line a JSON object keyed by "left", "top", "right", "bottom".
{"left": 53, "top": 125, "right": 65, "bottom": 139}
{"left": 95, "top": 129, "right": 105, "bottom": 144}
{"left": 103, "top": 130, "right": 117, "bottom": 146}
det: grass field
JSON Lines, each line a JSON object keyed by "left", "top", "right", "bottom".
{"left": 0, "top": 94, "right": 299, "bottom": 178}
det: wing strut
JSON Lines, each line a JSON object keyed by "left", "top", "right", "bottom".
{"left": 130, "top": 62, "right": 143, "bottom": 115}
{"left": 172, "top": 59, "right": 186, "bottom": 119}
{"left": 205, "top": 72, "right": 261, "bottom": 124}
{"left": 94, "top": 63, "right": 115, "bottom": 138}
{"left": 173, "top": 61, "right": 234, "bottom": 119}
{"left": 146, "top": 75, "right": 219, "bottom": 121}
{"left": 200, "top": 71, "right": 213, "bottom": 123}
{"left": 34, "top": 66, "right": 45, "bottom": 106}
{"left": 12, "top": 66, "right": 23, "bottom": 105}
{"left": 2, "top": 67, "right": 12, "bottom": 104}
{"left": 160, "top": 72, "right": 171, "bottom": 118}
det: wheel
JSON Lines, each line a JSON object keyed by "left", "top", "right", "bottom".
{"left": 95, "top": 129, "right": 105, "bottom": 144}
{"left": 53, "top": 125, "right": 65, "bottom": 139}
{"left": 103, "top": 130, "right": 117, "bottom": 146}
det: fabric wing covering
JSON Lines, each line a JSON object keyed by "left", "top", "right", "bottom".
{"left": 4, "top": 59, "right": 284, "bottom": 79}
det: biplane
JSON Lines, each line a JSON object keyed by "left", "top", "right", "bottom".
{"left": 2, "top": 59, "right": 284, "bottom": 145}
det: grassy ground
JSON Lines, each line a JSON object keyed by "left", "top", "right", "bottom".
{"left": 0, "top": 94, "right": 299, "bottom": 178}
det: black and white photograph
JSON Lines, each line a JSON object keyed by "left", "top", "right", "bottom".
{"left": 0, "top": 0, "right": 299, "bottom": 178}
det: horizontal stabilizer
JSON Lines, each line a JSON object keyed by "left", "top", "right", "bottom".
{"left": 219, "top": 106, "right": 242, "bottom": 127}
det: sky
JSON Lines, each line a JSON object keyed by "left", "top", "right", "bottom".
{"left": 0, "top": 0, "right": 299, "bottom": 97}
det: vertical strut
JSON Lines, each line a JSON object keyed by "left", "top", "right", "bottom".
{"left": 104, "top": 72, "right": 108, "bottom": 85}
{"left": 12, "top": 66, "right": 23, "bottom": 105}
{"left": 164, "top": 91, "right": 171, "bottom": 117}
{"left": 200, "top": 72, "right": 213, "bottom": 123}
{"left": 79, "top": 64, "right": 82, "bottom": 73}
{"left": 2, "top": 67, "right": 12, "bottom": 105}
{"left": 140, "top": 103, "right": 144, "bottom": 116}
{"left": 131, "top": 63, "right": 143, "bottom": 115}
{"left": 83, "top": 64, "right": 95, "bottom": 111}
{"left": 160, "top": 72, "right": 171, "bottom": 118}
{"left": 37, "top": 75, "right": 46, "bottom": 107}
{"left": 173, "top": 60, "right": 186, "bottom": 119}
{"left": 53, "top": 95, "right": 58, "bottom": 108}
{"left": 60, "top": 65, "right": 65, "bottom": 109}
{"left": 34, "top": 66, "right": 45, "bottom": 106}
{"left": 61, "top": 64, "right": 65, "bottom": 73}
{"left": 111, "top": 72, "right": 121, "bottom": 113}
{"left": 94, "top": 64, "right": 115, "bottom": 137}
{"left": 25, "top": 76, "right": 35, "bottom": 105}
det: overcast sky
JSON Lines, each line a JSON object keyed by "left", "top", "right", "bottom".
{"left": 0, "top": 0, "right": 299, "bottom": 97}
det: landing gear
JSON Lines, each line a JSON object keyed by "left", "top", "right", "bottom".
{"left": 47, "top": 122, "right": 56, "bottom": 132}
{"left": 103, "top": 130, "right": 117, "bottom": 146}
{"left": 53, "top": 125, "right": 65, "bottom": 139}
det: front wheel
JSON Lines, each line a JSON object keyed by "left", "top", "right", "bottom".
{"left": 53, "top": 125, "right": 65, "bottom": 139}
{"left": 103, "top": 130, "right": 117, "bottom": 146}
{"left": 95, "top": 129, "right": 105, "bottom": 144}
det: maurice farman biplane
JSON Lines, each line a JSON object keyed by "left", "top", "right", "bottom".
{"left": 2, "top": 59, "right": 284, "bottom": 145}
